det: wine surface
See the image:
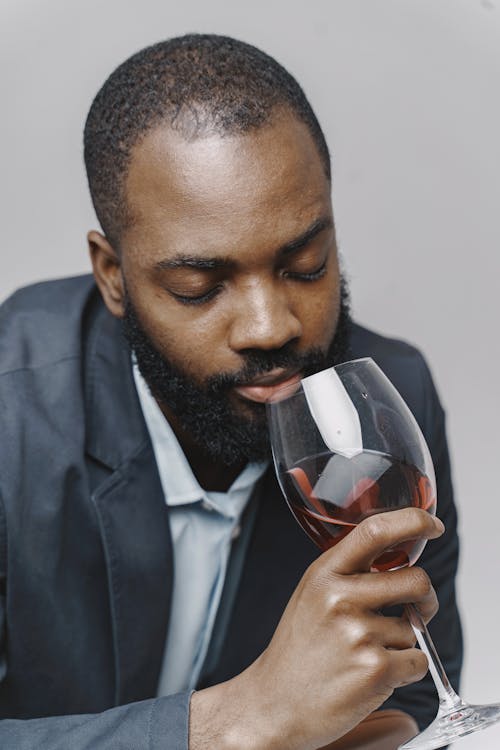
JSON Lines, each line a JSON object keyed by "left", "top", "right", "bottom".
{"left": 280, "top": 450, "right": 436, "bottom": 571}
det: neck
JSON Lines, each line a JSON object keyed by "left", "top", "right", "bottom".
{"left": 159, "top": 402, "right": 246, "bottom": 492}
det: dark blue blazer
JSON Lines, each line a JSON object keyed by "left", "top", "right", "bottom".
{"left": 0, "top": 276, "right": 462, "bottom": 749}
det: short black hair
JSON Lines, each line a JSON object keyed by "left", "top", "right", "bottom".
{"left": 84, "top": 33, "right": 331, "bottom": 248}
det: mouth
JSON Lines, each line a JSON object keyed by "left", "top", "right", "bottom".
{"left": 233, "top": 368, "right": 302, "bottom": 404}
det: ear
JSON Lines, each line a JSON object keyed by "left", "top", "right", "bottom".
{"left": 87, "top": 230, "right": 125, "bottom": 318}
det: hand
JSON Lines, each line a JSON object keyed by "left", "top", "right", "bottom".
{"left": 190, "top": 508, "right": 443, "bottom": 750}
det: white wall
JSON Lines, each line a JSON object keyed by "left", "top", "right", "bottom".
{"left": 3, "top": 1, "right": 500, "bottom": 745}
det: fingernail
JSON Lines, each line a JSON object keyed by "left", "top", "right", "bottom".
{"left": 433, "top": 517, "right": 445, "bottom": 533}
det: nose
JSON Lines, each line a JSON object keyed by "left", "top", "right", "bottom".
{"left": 227, "top": 279, "right": 302, "bottom": 352}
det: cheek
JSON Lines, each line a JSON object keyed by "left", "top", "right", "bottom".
{"left": 295, "top": 279, "right": 340, "bottom": 350}
{"left": 129, "top": 279, "right": 251, "bottom": 388}
{"left": 146, "top": 303, "right": 231, "bottom": 378}
{"left": 153, "top": 319, "right": 222, "bottom": 375}
{"left": 125, "top": 280, "right": 223, "bottom": 375}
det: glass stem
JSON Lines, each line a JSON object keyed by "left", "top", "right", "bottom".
{"left": 405, "top": 604, "right": 464, "bottom": 714}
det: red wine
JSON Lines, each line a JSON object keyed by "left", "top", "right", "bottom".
{"left": 280, "top": 450, "right": 436, "bottom": 571}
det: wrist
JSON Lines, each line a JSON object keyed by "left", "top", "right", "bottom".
{"left": 189, "top": 672, "right": 283, "bottom": 750}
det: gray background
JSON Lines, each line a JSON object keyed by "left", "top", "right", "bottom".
{"left": 2, "top": 1, "right": 500, "bottom": 745}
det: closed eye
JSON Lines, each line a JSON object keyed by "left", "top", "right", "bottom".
{"left": 284, "top": 260, "right": 328, "bottom": 282}
{"left": 167, "top": 258, "right": 328, "bottom": 306}
{"left": 169, "top": 285, "right": 223, "bottom": 306}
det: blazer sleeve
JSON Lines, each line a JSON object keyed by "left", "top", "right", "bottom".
{"left": 381, "top": 352, "right": 463, "bottom": 730}
{"left": 0, "top": 694, "right": 191, "bottom": 750}
{"left": 0, "top": 493, "right": 190, "bottom": 750}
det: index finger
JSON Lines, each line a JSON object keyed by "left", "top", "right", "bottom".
{"left": 325, "top": 508, "right": 444, "bottom": 575}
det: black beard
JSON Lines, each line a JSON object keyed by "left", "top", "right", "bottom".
{"left": 123, "top": 278, "right": 352, "bottom": 466}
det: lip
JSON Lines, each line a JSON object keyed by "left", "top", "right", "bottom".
{"left": 233, "top": 369, "right": 302, "bottom": 404}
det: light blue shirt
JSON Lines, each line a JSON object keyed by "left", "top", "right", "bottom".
{"left": 133, "top": 364, "right": 268, "bottom": 695}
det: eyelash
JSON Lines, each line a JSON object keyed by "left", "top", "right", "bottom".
{"left": 171, "top": 286, "right": 223, "bottom": 306}
{"left": 172, "top": 261, "right": 328, "bottom": 306}
{"left": 284, "top": 260, "right": 328, "bottom": 282}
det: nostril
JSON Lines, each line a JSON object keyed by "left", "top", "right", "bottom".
{"left": 229, "top": 311, "right": 302, "bottom": 352}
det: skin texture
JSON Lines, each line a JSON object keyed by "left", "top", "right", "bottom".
{"left": 89, "top": 111, "right": 340, "bottom": 489}
{"left": 88, "top": 110, "right": 443, "bottom": 749}
{"left": 190, "top": 509, "right": 442, "bottom": 750}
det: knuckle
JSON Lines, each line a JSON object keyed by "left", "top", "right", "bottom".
{"left": 347, "top": 621, "right": 374, "bottom": 649}
{"left": 302, "top": 558, "right": 330, "bottom": 590}
{"left": 359, "top": 513, "right": 388, "bottom": 545}
{"left": 325, "top": 589, "right": 357, "bottom": 618}
{"left": 417, "top": 506, "right": 435, "bottom": 528}
{"left": 400, "top": 621, "right": 417, "bottom": 648}
{"left": 304, "top": 562, "right": 343, "bottom": 600}
{"left": 362, "top": 647, "right": 391, "bottom": 683}
{"left": 408, "top": 566, "right": 433, "bottom": 597}
{"left": 403, "top": 650, "right": 429, "bottom": 684}
{"left": 414, "top": 650, "right": 430, "bottom": 679}
{"left": 429, "top": 597, "right": 440, "bottom": 618}
{"left": 419, "top": 596, "right": 439, "bottom": 622}
{"left": 301, "top": 562, "right": 319, "bottom": 590}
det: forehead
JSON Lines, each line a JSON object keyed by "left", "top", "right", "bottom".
{"left": 122, "top": 113, "right": 332, "bottom": 260}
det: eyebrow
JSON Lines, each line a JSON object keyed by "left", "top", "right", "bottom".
{"left": 153, "top": 216, "right": 333, "bottom": 272}
{"left": 280, "top": 217, "right": 333, "bottom": 256}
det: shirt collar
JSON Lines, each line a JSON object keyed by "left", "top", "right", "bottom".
{"left": 132, "top": 362, "right": 268, "bottom": 516}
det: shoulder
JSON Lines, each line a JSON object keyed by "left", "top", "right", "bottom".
{"left": 0, "top": 274, "right": 97, "bottom": 375}
{"left": 0, "top": 276, "right": 100, "bottom": 498}
{"left": 348, "top": 321, "right": 443, "bottom": 429}
{"left": 349, "top": 321, "right": 425, "bottom": 369}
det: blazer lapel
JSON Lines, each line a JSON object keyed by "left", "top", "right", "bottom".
{"left": 204, "top": 468, "right": 319, "bottom": 685}
{"left": 92, "top": 441, "right": 172, "bottom": 705}
{"left": 83, "top": 291, "right": 173, "bottom": 705}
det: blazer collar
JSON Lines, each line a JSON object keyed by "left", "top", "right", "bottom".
{"left": 82, "top": 287, "right": 173, "bottom": 704}
{"left": 84, "top": 290, "right": 149, "bottom": 469}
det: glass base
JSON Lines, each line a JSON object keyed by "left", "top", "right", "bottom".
{"left": 399, "top": 702, "right": 500, "bottom": 750}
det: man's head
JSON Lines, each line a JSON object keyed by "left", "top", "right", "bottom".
{"left": 85, "top": 34, "right": 351, "bottom": 467}
{"left": 84, "top": 34, "right": 331, "bottom": 249}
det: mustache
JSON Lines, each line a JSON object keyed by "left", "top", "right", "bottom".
{"left": 203, "top": 346, "right": 327, "bottom": 393}
{"left": 122, "top": 275, "right": 351, "bottom": 464}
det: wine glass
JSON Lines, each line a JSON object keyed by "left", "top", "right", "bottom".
{"left": 266, "top": 357, "right": 500, "bottom": 750}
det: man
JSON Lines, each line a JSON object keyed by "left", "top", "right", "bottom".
{"left": 0, "top": 34, "right": 461, "bottom": 749}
